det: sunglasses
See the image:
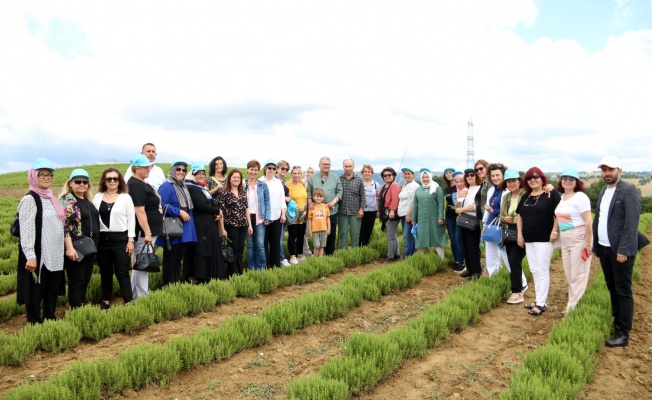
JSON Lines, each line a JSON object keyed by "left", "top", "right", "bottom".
{"left": 382, "top": 174, "right": 393, "bottom": 178}
{"left": 279, "top": 167, "right": 289, "bottom": 171}
{"left": 561, "top": 176, "right": 576, "bottom": 181}
{"left": 73, "top": 180, "right": 89, "bottom": 185}
{"left": 105, "top": 177, "right": 120, "bottom": 182}
{"left": 475, "top": 167, "right": 485, "bottom": 172}
{"left": 267, "top": 166, "right": 277, "bottom": 171}
{"left": 466, "top": 173, "right": 476, "bottom": 177}
{"left": 526, "top": 175, "right": 541, "bottom": 181}
{"left": 176, "top": 168, "right": 187, "bottom": 172}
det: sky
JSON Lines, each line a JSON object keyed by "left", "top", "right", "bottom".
{"left": 1, "top": 0, "right": 651, "bottom": 175}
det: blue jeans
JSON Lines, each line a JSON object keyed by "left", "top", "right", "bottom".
{"left": 446, "top": 214, "right": 464, "bottom": 265}
{"left": 279, "top": 223, "right": 286, "bottom": 260}
{"left": 401, "top": 217, "right": 415, "bottom": 258}
{"left": 247, "top": 217, "right": 267, "bottom": 270}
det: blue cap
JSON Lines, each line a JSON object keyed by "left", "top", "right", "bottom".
{"left": 401, "top": 167, "right": 416, "bottom": 174}
{"left": 263, "top": 159, "right": 277, "bottom": 167}
{"left": 504, "top": 168, "right": 520, "bottom": 180}
{"left": 190, "top": 162, "right": 205, "bottom": 175}
{"left": 452, "top": 171, "right": 463, "bottom": 178}
{"left": 464, "top": 168, "right": 474, "bottom": 174}
{"left": 420, "top": 167, "right": 431, "bottom": 175}
{"left": 31, "top": 157, "right": 55, "bottom": 171}
{"left": 69, "top": 168, "right": 90, "bottom": 180}
{"left": 171, "top": 160, "right": 188, "bottom": 167}
{"left": 560, "top": 168, "right": 579, "bottom": 179}
{"left": 131, "top": 154, "right": 154, "bottom": 167}
{"left": 444, "top": 167, "right": 455, "bottom": 173}
{"left": 411, "top": 223, "right": 418, "bottom": 237}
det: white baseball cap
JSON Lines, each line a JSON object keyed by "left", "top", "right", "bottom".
{"left": 597, "top": 156, "right": 622, "bottom": 169}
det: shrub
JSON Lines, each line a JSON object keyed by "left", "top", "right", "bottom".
{"left": 246, "top": 269, "right": 279, "bottom": 294}
{"left": 108, "top": 304, "right": 154, "bottom": 335}
{"left": 66, "top": 305, "right": 117, "bottom": 341}
{"left": 116, "top": 343, "right": 181, "bottom": 389}
{"left": 286, "top": 376, "right": 349, "bottom": 400}
{"left": 28, "top": 320, "right": 82, "bottom": 353}
{"left": 167, "top": 335, "right": 214, "bottom": 370}
{"left": 135, "top": 291, "right": 189, "bottom": 323}
{"left": 228, "top": 274, "right": 260, "bottom": 298}
{"left": 204, "top": 279, "right": 237, "bottom": 304}
{"left": 160, "top": 283, "right": 217, "bottom": 315}
{"left": 0, "top": 329, "right": 37, "bottom": 366}
{"left": 0, "top": 296, "right": 24, "bottom": 323}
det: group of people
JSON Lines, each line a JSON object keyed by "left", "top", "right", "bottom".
{"left": 15, "top": 147, "right": 649, "bottom": 349}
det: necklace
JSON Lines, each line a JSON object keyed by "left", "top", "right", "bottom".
{"left": 524, "top": 192, "right": 543, "bottom": 207}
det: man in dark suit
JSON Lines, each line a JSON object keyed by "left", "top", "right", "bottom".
{"left": 592, "top": 156, "right": 650, "bottom": 347}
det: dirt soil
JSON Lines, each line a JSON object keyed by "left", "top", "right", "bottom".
{"left": 1, "top": 229, "right": 651, "bottom": 400}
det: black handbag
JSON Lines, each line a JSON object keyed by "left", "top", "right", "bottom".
{"left": 72, "top": 236, "right": 97, "bottom": 262}
{"left": 162, "top": 204, "right": 183, "bottom": 239}
{"left": 456, "top": 213, "right": 478, "bottom": 231}
{"left": 221, "top": 237, "right": 235, "bottom": 264}
{"left": 134, "top": 244, "right": 160, "bottom": 272}
{"left": 502, "top": 223, "right": 518, "bottom": 242}
{"left": 10, "top": 213, "right": 20, "bottom": 237}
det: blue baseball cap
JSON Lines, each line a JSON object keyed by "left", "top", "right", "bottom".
{"left": 171, "top": 160, "right": 188, "bottom": 167}
{"left": 131, "top": 154, "right": 154, "bottom": 167}
{"left": 190, "top": 162, "right": 205, "bottom": 175}
{"left": 31, "top": 157, "right": 55, "bottom": 171}
{"left": 560, "top": 168, "right": 579, "bottom": 179}
{"left": 444, "top": 167, "right": 455, "bottom": 173}
{"left": 452, "top": 171, "right": 463, "bottom": 178}
{"left": 401, "top": 167, "right": 417, "bottom": 174}
{"left": 504, "top": 168, "right": 520, "bottom": 180}
{"left": 69, "top": 168, "right": 90, "bottom": 180}
{"left": 420, "top": 167, "right": 432, "bottom": 175}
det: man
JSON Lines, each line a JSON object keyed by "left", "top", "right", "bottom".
{"left": 124, "top": 143, "right": 166, "bottom": 190}
{"left": 307, "top": 156, "right": 343, "bottom": 255}
{"left": 338, "top": 159, "right": 365, "bottom": 249}
{"left": 592, "top": 155, "right": 649, "bottom": 347}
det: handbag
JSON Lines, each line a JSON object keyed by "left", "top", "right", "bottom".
{"left": 10, "top": 213, "right": 20, "bottom": 237}
{"left": 221, "top": 237, "right": 235, "bottom": 264}
{"left": 481, "top": 217, "right": 502, "bottom": 243}
{"left": 162, "top": 204, "right": 183, "bottom": 239}
{"left": 284, "top": 199, "right": 298, "bottom": 226}
{"left": 456, "top": 213, "right": 478, "bottom": 231}
{"left": 72, "top": 236, "right": 97, "bottom": 262}
{"left": 134, "top": 244, "right": 160, "bottom": 272}
{"left": 502, "top": 223, "right": 518, "bottom": 242}
{"left": 380, "top": 208, "right": 390, "bottom": 222}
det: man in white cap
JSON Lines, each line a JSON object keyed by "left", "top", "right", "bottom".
{"left": 592, "top": 156, "right": 649, "bottom": 347}
{"left": 124, "top": 143, "right": 166, "bottom": 190}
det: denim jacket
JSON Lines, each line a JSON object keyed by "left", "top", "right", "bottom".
{"left": 245, "top": 179, "right": 271, "bottom": 223}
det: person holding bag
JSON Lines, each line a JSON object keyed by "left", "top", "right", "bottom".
{"left": 481, "top": 163, "right": 510, "bottom": 276}
{"left": 379, "top": 167, "right": 401, "bottom": 262}
{"left": 410, "top": 168, "right": 446, "bottom": 258}
{"left": 93, "top": 168, "right": 135, "bottom": 309}
{"left": 59, "top": 168, "right": 100, "bottom": 309}
{"left": 218, "top": 169, "right": 252, "bottom": 276}
{"left": 500, "top": 169, "right": 528, "bottom": 304}
{"left": 455, "top": 168, "right": 482, "bottom": 279}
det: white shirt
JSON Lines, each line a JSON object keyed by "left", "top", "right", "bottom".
{"left": 262, "top": 177, "right": 287, "bottom": 221}
{"left": 598, "top": 186, "right": 616, "bottom": 247}
{"left": 92, "top": 193, "right": 136, "bottom": 237}
{"left": 18, "top": 195, "right": 64, "bottom": 272}
{"left": 398, "top": 181, "right": 420, "bottom": 217}
{"left": 124, "top": 164, "right": 166, "bottom": 190}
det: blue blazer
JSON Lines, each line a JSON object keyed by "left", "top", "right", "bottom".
{"left": 155, "top": 181, "right": 197, "bottom": 246}
{"left": 244, "top": 179, "right": 271, "bottom": 223}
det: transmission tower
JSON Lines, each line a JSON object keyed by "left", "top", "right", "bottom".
{"left": 466, "top": 118, "right": 474, "bottom": 168}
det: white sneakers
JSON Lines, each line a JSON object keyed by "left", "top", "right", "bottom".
{"left": 281, "top": 258, "right": 291, "bottom": 267}
{"left": 296, "top": 255, "right": 306, "bottom": 263}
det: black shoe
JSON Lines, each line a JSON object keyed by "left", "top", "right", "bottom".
{"left": 382, "top": 258, "right": 394, "bottom": 263}
{"left": 605, "top": 335, "right": 628, "bottom": 347}
{"left": 459, "top": 270, "right": 472, "bottom": 278}
{"left": 451, "top": 263, "right": 465, "bottom": 273}
{"left": 466, "top": 273, "right": 481, "bottom": 280}
{"left": 394, "top": 255, "right": 402, "bottom": 261}
{"left": 100, "top": 302, "right": 110, "bottom": 311}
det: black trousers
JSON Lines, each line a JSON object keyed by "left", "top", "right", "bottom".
{"left": 460, "top": 227, "right": 481, "bottom": 275}
{"left": 26, "top": 267, "right": 63, "bottom": 324}
{"left": 225, "top": 225, "right": 247, "bottom": 276}
{"left": 264, "top": 219, "right": 282, "bottom": 268}
{"left": 97, "top": 232, "right": 133, "bottom": 303}
{"left": 287, "top": 223, "right": 307, "bottom": 256}
{"left": 325, "top": 213, "right": 338, "bottom": 255}
{"left": 162, "top": 243, "right": 187, "bottom": 285}
{"left": 505, "top": 241, "right": 526, "bottom": 293}
{"left": 359, "top": 211, "right": 377, "bottom": 246}
{"left": 598, "top": 244, "right": 635, "bottom": 336}
{"left": 64, "top": 254, "right": 95, "bottom": 309}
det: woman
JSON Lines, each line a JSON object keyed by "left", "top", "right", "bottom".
{"left": 276, "top": 160, "right": 292, "bottom": 267}
{"left": 474, "top": 160, "right": 490, "bottom": 227}
{"left": 456, "top": 168, "right": 482, "bottom": 279}
{"left": 555, "top": 168, "right": 593, "bottom": 314}
{"left": 93, "top": 168, "right": 135, "bottom": 309}
{"left": 410, "top": 168, "right": 446, "bottom": 258}
{"left": 359, "top": 164, "right": 380, "bottom": 246}
{"left": 156, "top": 160, "right": 197, "bottom": 285}
{"left": 449, "top": 171, "right": 466, "bottom": 272}
{"left": 379, "top": 167, "right": 401, "bottom": 262}
{"left": 516, "top": 167, "right": 561, "bottom": 316}
{"left": 286, "top": 166, "right": 308, "bottom": 264}
{"left": 184, "top": 162, "right": 225, "bottom": 283}
{"left": 500, "top": 169, "right": 529, "bottom": 304}
{"left": 219, "top": 169, "right": 252, "bottom": 276}
{"left": 59, "top": 169, "right": 100, "bottom": 309}
{"left": 482, "top": 163, "right": 510, "bottom": 276}
{"left": 206, "top": 156, "right": 228, "bottom": 199}
{"left": 443, "top": 167, "right": 464, "bottom": 270}
{"left": 261, "top": 160, "right": 287, "bottom": 268}
{"left": 397, "top": 167, "right": 420, "bottom": 258}
{"left": 302, "top": 167, "right": 315, "bottom": 256}
{"left": 128, "top": 154, "right": 163, "bottom": 299}
{"left": 245, "top": 160, "right": 271, "bottom": 271}
{"left": 17, "top": 157, "right": 66, "bottom": 323}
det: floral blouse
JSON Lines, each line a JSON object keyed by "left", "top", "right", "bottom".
{"left": 217, "top": 188, "right": 248, "bottom": 228}
{"left": 60, "top": 194, "right": 100, "bottom": 241}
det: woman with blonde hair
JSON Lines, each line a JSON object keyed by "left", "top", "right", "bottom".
{"left": 59, "top": 168, "right": 100, "bottom": 309}
{"left": 359, "top": 164, "right": 380, "bottom": 246}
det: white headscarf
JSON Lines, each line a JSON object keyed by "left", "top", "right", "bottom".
{"left": 420, "top": 171, "right": 439, "bottom": 195}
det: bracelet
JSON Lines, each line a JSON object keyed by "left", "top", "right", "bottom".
{"left": 145, "top": 233, "right": 152, "bottom": 236}
{"left": 552, "top": 231, "right": 558, "bottom": 236}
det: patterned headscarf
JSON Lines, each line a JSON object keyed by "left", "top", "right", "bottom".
{"left": 28, "top": 169, "right": 66, "bottom": 222}
{"left": 167, "top": 164, "right": 194, "bottom": 210}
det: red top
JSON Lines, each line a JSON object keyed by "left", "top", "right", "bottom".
{"left": 382, "top": 182, "right": 401, "bottom": 211}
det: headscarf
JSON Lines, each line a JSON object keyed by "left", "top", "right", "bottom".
{"left": 167, "top": 165, "right": 194, "bottom": 210}
{"left": 420, "top": 171, "right": 440, "bottom": 195}
{"left": 28, "top": 169, "right": 66, "bottom": 222}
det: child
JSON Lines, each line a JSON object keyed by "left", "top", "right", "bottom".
{"left": 307, "top": 188, "right": 330, "bottom": 257}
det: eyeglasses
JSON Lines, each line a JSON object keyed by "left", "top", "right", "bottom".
{"left": 505, "top": 179, "right": 519, "bottom": 184}
{"left": 526, "top": 175, "right": 541, "bottom": 181}
{"left": 466, "top": 173, "right": 476, "bottom": 178}
{"left": 176, "top": 168, "right": 186, "bottom": 172}
{"left": 73, "top": 180, "right": 89, "bottom": 185}
{"left": 382, "top": 174, "right": 393, "bottom": 178}
{"left": 267, "top": 166, "right": 277, "bottom": 171}
{"left": 105, "top": 177, "right": 120, "bottom": 182}
{"left": 279, "top": 167, "right": 289, "bottom": 171}
{"left": 560, "top": 176, "right": 576, "bottom": 181}
{"left": 37, "top": 173, "right": 53, "bottom": 179}
{"left": 475, "top": 166, "right": 485, "bottom": 172}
